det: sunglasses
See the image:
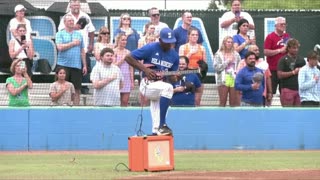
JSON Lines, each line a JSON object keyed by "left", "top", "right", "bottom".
{"left": 122, "top": 17, "right": 131, "bottom": 20}
{"left": 152, "top": 14, "right": 160, "bottom": 17}
{"left": 100, "top": 32, "right": 110, "bottom": 35}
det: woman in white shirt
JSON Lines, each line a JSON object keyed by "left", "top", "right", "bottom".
{"left": 9, "top": 24, "right": 34, "bottom": 77}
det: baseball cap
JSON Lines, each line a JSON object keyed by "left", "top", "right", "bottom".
{"left": 275, "top": 17, "right": 286, "bottom": 24}
{"left": 14, "top": 4, "right": 26, "bottom": 13}
{"left": 160, "top": 27, "right": 176, "bottom": 44}
{"left": 76, "top": 16, "right": 89, "bottom": 29}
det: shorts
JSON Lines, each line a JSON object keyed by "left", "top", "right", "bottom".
{"left": 56, "top": 65, "right": 82, "bottom": 90}
{"left": 224, "top": 74, "right": 235, "bottom": 87}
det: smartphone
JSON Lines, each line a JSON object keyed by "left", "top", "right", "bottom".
{"left": 20, "top": 61, "right": 26, "bottom": 69}
{"left": 21, "top": 35, "right": 26, "bottom": 42}
{"left": 235, "top": 11, "right": 240, "bottom": 17}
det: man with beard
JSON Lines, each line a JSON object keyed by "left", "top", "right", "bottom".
{"left": 171, "top": 56, "right": 201, "bottom": 107}
{"left": 235, "top": 51, "right": 264, "bottom": 106}
{"left": 90, "top": 48, "right": 123, "bottom": 106}
{"left": 125, "top": 28, "right": 179, "bottom": 136}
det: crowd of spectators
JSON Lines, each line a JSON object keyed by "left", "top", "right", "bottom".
{"left": 3, "top": 0, "right": 320, "bottom": 108}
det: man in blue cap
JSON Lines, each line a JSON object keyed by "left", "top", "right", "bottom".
{"left": 125, "top": 27, "right": 179, "bottom": 136}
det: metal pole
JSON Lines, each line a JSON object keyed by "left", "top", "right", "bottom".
{"left": 164, "top": 0, "right": 167, "bottom": 9}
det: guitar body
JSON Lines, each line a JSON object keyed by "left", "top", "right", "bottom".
{"left": 142, "top": 63, "right": 201, "bottom": 83}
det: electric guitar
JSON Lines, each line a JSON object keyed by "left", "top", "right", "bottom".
{"left": 148, "top": 69, "right": 201, "bottom": 82}
{"left": 143, "top": 60, "right": 208, "bottom": 81}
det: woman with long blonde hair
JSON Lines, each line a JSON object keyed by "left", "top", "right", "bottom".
{"left": 114, "top": 13, "right": 140, "bottom": 51}
{"left": 214, "top": 36, "right": 241, "bottom": 107}
{"left": 113, "top": 33, "right": 134, "bottom": 106}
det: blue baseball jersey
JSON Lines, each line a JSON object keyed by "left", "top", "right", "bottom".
{"left": 131, "top": 42, "right": 179, "bottom": 76}
{"left": 171, "top": 74, "right": 201, "bottom": 106}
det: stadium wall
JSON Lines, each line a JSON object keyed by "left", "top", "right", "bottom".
{"left": 1, "top": 108, "right": 319, "bottom": 151}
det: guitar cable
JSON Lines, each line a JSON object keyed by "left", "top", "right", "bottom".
{"left": 134, "top": 77, "right": 147, "bottom": 136}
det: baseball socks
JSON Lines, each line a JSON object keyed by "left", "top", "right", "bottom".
{"left": 157, "top": 96, "right": 172, "bottom": 135}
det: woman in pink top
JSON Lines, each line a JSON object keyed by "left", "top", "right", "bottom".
{"left": 113, "top": 33, "right": 134, "bottom": 106}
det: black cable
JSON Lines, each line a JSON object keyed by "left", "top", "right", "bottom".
{"left": 134, "top": 79, "right": 147, "bottom": 136}
{"left": 114, "top": 162, "right": 130, "bottom": 172}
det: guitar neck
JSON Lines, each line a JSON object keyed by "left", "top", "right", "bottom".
{"left": 161, "top": 69, "right": 199, "bottom": 76}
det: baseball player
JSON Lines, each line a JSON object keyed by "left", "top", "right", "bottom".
{"left": 125, "top": 27, "right": 179, "bottom": 136}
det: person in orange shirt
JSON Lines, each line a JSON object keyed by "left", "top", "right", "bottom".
{"left": 179, "top": 27, "right": 207, "bottom": 106}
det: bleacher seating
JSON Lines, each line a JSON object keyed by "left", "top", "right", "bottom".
{"left": 0, "top": 83, "right": 281, "bottom": 106}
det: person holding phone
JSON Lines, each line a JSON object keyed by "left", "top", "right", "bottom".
{"left": 6, "top": 59, "right": 33, "bottom": 107}
{"left": 220, "top": 0, "right": 255, "bottom": 44}
{"left": 8, "top": 24, "right": 34, "bottom": 77}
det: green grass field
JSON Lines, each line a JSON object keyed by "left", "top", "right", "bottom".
{"left": 228, "top": 0, "right": 320, "bottom": 9}
{"left": 0, "top": 151, "right": 320, "bottom": 180}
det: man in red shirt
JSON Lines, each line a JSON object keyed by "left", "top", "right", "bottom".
{"left": 264, "top": 17, "right": 290, "bottom": 95}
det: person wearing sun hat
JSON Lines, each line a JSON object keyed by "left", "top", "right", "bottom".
{"left": 125, "top": 27, "right": 179, "bottom": 136}
{"left": 9, "top": 4, "right": 32, "bottom": 39}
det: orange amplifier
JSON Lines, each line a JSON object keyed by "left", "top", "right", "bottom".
{"left": 128, "top": 135, "right": 174, "bottom": 172}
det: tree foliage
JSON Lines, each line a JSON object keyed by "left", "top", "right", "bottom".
{"left": 208, "top": 0, "right": 245, "bottom": 9}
